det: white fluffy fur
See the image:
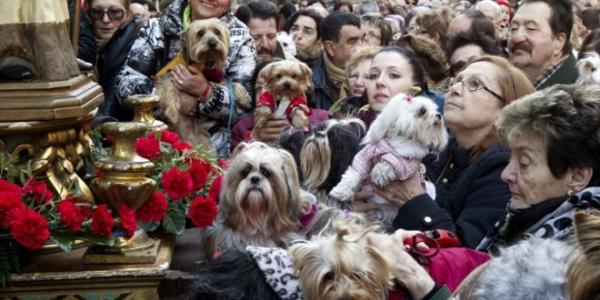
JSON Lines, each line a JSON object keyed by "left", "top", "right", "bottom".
{"left": 576, "top": 51, "right": 600, "bottom": 85}
{"left": 329, "top": 94, "right": 448, "bottom": 204}
{"left": 277, "top": 31, "right": 297, "bottom": 57}
{"left": 471, "top": 237, "right": 576, "bottom": 300}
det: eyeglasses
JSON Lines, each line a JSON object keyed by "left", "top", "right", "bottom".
{"left": 450, "top": 74, "right": 506, "bottom": 103}
{"left": 290, "top": 25, "right": 316, "bottom": 37}
{"left": 88, "top": 7, "right": 125, "bottom": 21}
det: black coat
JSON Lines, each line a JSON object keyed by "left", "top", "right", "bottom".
{"left": 392, "top": 139, "right": 511, "bottom": 248}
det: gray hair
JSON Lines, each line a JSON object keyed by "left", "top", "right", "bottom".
{"left": 357, "top": 0, "right": 379, "bottom": 15}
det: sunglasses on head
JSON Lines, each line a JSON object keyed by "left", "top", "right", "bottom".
{"left": 88, "top": 7, "right": 125, "bottom": 21}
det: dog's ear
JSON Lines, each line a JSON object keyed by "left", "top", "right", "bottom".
{"left": 365, "top": 95, "right": 403, "bottom": 143}
{"left": 258, "top": 63, "right": 277, "bottom": 86}
{"left": 232, "top": 142, "right": 249, "bottom": 157}
{"left": 220, "top": 22, "right": 231, "bottom": 51}
{"left": 298, "top": 62, "right": 313, "bottom": 82}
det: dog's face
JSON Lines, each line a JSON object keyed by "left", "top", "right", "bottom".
{"left": 577, "top": 51, "right": 600, "bottom": 85}
{"left": 221, "top": 142, "right": 302, "bottom": 236}
{"left": 290, "top": 227, "right": 392, "bottom": 300}
{"left": 367, "top": 94, "right": 448, "bottom": 153}
{"left": 277, "top": 31, "right": 297, "bottom": 57}
{"left": 184, "top": 18, "right": 230, "bottom": 68}
{"left": 259, "top": 60, "right": 313, "bottom": 100}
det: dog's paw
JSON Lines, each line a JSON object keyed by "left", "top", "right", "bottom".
{"left": 370, "top": 162, "right": 396, "bottom": 187}
{"left": 290, "top": 110, "right": 309, "bottom": 128}
{"left": 329, "top": 186, "right": 353, "bottom": 202}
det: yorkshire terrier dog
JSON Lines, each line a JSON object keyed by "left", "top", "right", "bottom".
{"left": 329, "top": 94, "right": 448, "bottom": 224}
{"left": 255, "top": 60, "right": 313, "bottom": 129}
{"left": 289, "top": 224, "right": 392, "bottom": 300}
{"left": 202, "top": 142, "right": 304, "bottom": 258}
{"left": 576, "top": 51, "right": 600, "bottom": 85}
{"left": 155, "top": 18, "right": 250, "bottom": 147}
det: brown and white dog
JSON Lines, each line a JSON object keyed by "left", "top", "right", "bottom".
{"left": 155, "top": 18, "right": 250, "bottom": 148}
{"left": 254, "top": 60, "right": 313, "bottom": 129}
{"left": 201, "top": 142, "right": 305, "bottom": 258}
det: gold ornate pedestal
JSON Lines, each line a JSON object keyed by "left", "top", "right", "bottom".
{"left": 0, "top": 236, "right": 174, "bottom": 300}
{"left": 128, "top": 94, "right": 167, "bottom": 132}
{"left": 0, "top": 74, "right": 103, "bottom": 202}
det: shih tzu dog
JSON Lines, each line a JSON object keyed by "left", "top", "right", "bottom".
{"left": 576, "top": 51, "right": 600, "bottom": 85}
{"left": 155, "top": 18, "right": 250, "bottom": 147}
{"left": 202, "top": 142, "right": 304, "bottom": 258}
{"left": 289, "top": 224, "right": 392, "bottom": 300}
{"left": 255, "top": 60, "right": 313, "bottom": 129}
{"left": 329, "top": 94, "right": 448, "bottom": 226}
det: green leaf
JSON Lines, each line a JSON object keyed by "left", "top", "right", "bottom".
{"left": 163, "top": 202, "right": 186, "bottom": 235}
{"left": 50, "top": 234, "right": 75, "bottom": 252}
{"left": 138, "top": 221, "right": 160, "bottom": 232}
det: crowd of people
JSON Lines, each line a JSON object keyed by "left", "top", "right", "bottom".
{"left": 75, "top": 0, "right": 600, "bottom": 298}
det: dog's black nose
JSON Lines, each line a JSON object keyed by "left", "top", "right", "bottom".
{"left": 284, "top": 81, "right": 291, "bottom": 88}
{"left": 250, "top": 176, "right": 261, "bottom": 185}
{"left": 208, "top": 38, "right": 217, "bottom": 48}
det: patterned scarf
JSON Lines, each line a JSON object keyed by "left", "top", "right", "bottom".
{"left": 246, "top": 246, "right": 303, "bottom": 299}
{"left": 323, "top": 54, "right": 348, "bottom": 102}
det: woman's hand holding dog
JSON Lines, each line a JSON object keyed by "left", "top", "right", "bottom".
{"left": 252, "top": 118, "right": 290, "bottom": 142}
{"left": 375, "top": 174, "right": 425, "bottom": 208}
{"left": 171, "top": 65, "right": 209, "bottom": 100}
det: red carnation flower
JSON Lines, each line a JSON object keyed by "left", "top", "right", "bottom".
{"left": 0, "top": 191, "right": 26, "bottom": 228}
{"left": 118, "top": 205, "right": 138, "bottom": 237}
{"left": 135, "top": 137, "right": 161, "bottom": 160}
{"left": 160, "top": 166, "right": 194, "bottom": 200}
{"left": 188, "top": 195, "right": 217, "bottom": 228}
{"left": 217, "top": 159, "right": 230, "bottom": 169}
{"left": 136, "top": 192, "right": 168, "bottom": 223}
{"left": 0, "top": 179, "right": 22, "bottom": 196}
{"left": 91, "top": 204, "right": 114, "bottom": 237}
{"left": 173, "top": 141, "right": 192, "bottom": 152}
{"left": 10, "top": 208, "right": 50, "bottom": 250}
{"left": 159, "top": 130, "right": 180, "bottom": 144}
{"left": 208, "top": 176, "right": 223, "bottom": 203}
{"left": 57, "top": 200, "right": 84, "bottom": 232}
{"left": 188, "top": 159, "right": 213, "bottom": 191}
{"left": 23, "top": 179, "right": 53, "bottom": 204}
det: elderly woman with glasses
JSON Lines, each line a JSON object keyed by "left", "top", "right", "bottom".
{"left": 360, "top": 56, "right": 535, "bottom": 248}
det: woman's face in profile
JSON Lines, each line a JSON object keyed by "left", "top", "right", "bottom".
{"left": 444, "top": 61, "right": 505, "bottom": 134}
{"left": 89, "top": 0, "right": 129, "bottom": 40}
{"left": 501, "top": 134, "right": 574, "bottom": 210}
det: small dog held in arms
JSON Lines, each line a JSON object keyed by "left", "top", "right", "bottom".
{"left": 255, "top": 60, "right": 313, "bottom": 129}
{"left": 329, "top": 93, "right": 448, "bottom": 218}
{"left": 201, "top": 142, "right": 304, "bottom": 258}
{"left": 155, "top": 18, "right": 250, "bottom": 147}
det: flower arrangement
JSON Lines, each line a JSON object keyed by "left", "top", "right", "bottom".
{"left": 0, "top": 170, "right": 130, "bottom": 286}
{"left": 128, "top": 130, "right": 224, "bottom": 235}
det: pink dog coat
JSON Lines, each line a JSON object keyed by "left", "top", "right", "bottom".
{"left": 352, "top": 139, "right": 422, "bottom": 182}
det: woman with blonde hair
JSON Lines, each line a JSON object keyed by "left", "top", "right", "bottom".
{"left": 365, "top": 55, "right": 535, "bottom": 248}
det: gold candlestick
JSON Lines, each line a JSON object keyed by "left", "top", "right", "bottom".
{"left": 127, "top": 94, "right": 167, "bottom": 132}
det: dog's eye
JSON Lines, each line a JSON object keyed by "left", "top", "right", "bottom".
{"left": 197, "top": 30, "right": 205, "bottom": 37}
{"left": 213, "top": 29, "right": 220, "bottom": 35}
{"left": 593, "top": 67, "right": 597, "bottom": 72}
{"left": 417, "top": 107, "right": 427, "bottom": 117}
{"left": 352, "top": 272, "right": 364, "bottom": 280}
{"left": 241, "top": 166, "right": 252, "bottom": 177}
{"left": 323, "top": 271, "right": 334, "bottom": 282}
{"left": 260, "top": 167, "right": 271, "bottom": 178}
{"left": 277, "top": 74, "right": 282, "bottom": 79}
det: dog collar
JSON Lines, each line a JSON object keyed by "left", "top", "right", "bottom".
{"left": 246, "top": 245, "right": 303, "bottom": 299}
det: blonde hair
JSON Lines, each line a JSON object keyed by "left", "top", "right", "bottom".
{"left": 568, "top": 211, "right": 600, "bottom": 300}
{"left": 345, "top": 45, "right": 380, "bottom": 81}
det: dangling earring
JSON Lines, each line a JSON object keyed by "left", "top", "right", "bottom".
{"left": 567, "top": 189, "right": 574, "bottom": 197}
